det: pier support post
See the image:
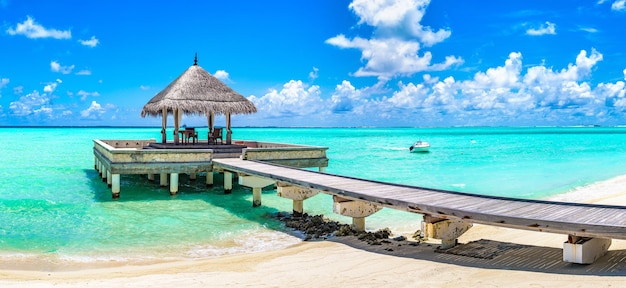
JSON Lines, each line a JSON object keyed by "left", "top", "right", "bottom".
{"left": 421, "top": 215, "right": 472, "bottom": 249}
{"left": 238, "top": 175, "right": 275, "bottom": 207}
{"left": 148, "top": 174, "right": 155, "bottom": 181}
{"left": 112, "top": 174, "right": 120, "bottom": 199}
{"left": 563, "top": 235, "right": 611, "bottom": 264}
{"left": 206, "top": 172, "right": 214, "bottom": 187}
{"left": 319, "top": 167, "right": 326, "bottom": 173}
{"left": 170, "top": 173, "right": 179, "bottom": 196}
{"left": 190, "top": 173, "right": 196, "bottom": 181}
{"left": 332, "top": 196, "right": 381, "bottom": 231}
{"left": 160, "top": 173, "right": 168, "bottom": 187}
{"left": 276, "top": 182, "right": 321, "bottom": 216}
{"left": 223, "top": 171, "right": 233, "bottom": 194}
{"left": 101, "top": 168, "right": 107, "bottom": 182}
{"left": 106, "top": 170, "right": 112, "bottom": 188}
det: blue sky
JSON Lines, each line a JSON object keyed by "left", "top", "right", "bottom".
{"left": 1, "top": 0, "right": 626, "bottom": 127}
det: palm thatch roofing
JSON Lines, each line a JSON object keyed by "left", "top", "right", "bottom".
{"left": 141, "top": 62, "right": 257, "bottom": 117}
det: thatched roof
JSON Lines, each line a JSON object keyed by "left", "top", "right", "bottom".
{"left": 141, "top": 63, "right": 257, "bottom": 117}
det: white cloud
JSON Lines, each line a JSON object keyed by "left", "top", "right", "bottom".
{"left": 327, "top": 35, "right": 462, "bottom": 80}
{"left": 77, "top": 90, "right": 100, "bottom": 101}
{"left": 214, "top": 70, "right": 230, "bottom": 81}
{"left": 76, "top": 70, "right": 92, "bottom": 75}
{"left": 612, "top": 0, "right": 626, "bottom": 10}
{"left": 0, "top": 78, "right": 8, "bottom": 89}
{"left": 330, "top": 80, "right": 365, "bottom": 113}
{"left": 9, "top": 90, "right": 50, "bottom": 116}
{"left": 248, "top": 80, "right": 323, "bottom": 118}
{"left": 79, "top": 36, "right": 99, "bottom": 47}
{"left": 327, "top": 0, "right": 461, "bottom": 82}
{"left": 51, "top": 61, "right": 75, "bottom": 74}
{"left": 80, "top": 100, "right": 106, "bottom": 119}
{"left": 526, "top": 21, "right": 557, "bottom": 36}
{"left": 6, "top": 16, "right": 71, "bottom": 39}
{"left": 140, "top": 85, "right": 150, "bottom": 90}
{"left": 623, "top": 68, "right": 626, "bottom": 80}
{"left": 43, "top": 79, "right": 62, "bottom": 93}
{"left": 309, "top": 67, "right": 319, "bottom": 81}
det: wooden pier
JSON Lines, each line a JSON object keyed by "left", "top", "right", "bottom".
{"left": 212, "top": 158, "right": 626, "bottom": 264}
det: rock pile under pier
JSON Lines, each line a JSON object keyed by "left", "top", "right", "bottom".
{"left": 274, "top": 212, "right": 411, "bottom": 246}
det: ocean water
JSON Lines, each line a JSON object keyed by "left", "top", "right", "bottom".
{"left": 2, "top": 126, "right": 626, "bottom": 266}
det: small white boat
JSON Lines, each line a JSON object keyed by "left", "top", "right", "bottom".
{"left": 409, "top": 141, "right": 430, "bottom": 153}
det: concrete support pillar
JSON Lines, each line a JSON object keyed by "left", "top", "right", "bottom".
{"left": 190, "top": 173, "right": 196, "bottom": 181}
{"left": 319, "top": 166, "right": 326, "bottom": 173}
{"left": 563, "top": 235, "right": 611, "bottom": 264}
{"left": 206, "top": 172, "right": 214, "bottom": 187}
{"left": 421, "top": 215, "right": 473, "bottom": 249}
{"left": 101, "top": 168, "right": 107, "bottom": 182}
{"left": 238, "top": 175, "right": 275, "bottom": 207}
{"left": 106, "top": 170, "right": 112, "bottom": 188}
{"left": 252, "top": 187, "right": 262, "bottom": 207}
{"left": 224, "top": 171, "right": 233, "bottom": 194}
{"left": 170, "top": 173, "right": 179, "bottom": 196}
{"left": 99, "top": 162, "right": 103, "bottom": 176}
{"left": 94, "top": 157, "right": 99, "bottom": 171}
{"left": 332, "top": 196, "right": 381, "bottom": 231}
{"left": 276, "top": 182, "right": 320, "bottom": 216}
{"left": 160, "top": 173, "right": 168, "bottom": 187}
{"left": 148, "top": 174, "right": 155, "bottom": 181}
{"left": 112, "top": 174, "right": 120, "bottom": 199}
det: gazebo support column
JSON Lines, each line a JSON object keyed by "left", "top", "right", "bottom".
{"left": 148, "top": 174, "right": 155, "bottom": 181}
{"left": 161, "top": 107, "right": 167, "bottom": 143}
{"left": 276, "top": 182, "right": 320, "bottom": 216}
{"left": 238, "top": 174, "right": 275, "bottom": 207}
{"left": 226, "top": 113, "right": 232, "bottom": 144}
{"left": 333, "top": 196, "right": 381, "bottom": 231}
{"left": 173, "top": 108, "right": 181, "bottom": 145}
{"left": 170, "top": 173, "right": 179, "bottom": 196}
{"left": 111, "top": 174, "right": 120, "bottom": 199}
{"left": 189, "top": 173, "right": 196, "bottom": 180}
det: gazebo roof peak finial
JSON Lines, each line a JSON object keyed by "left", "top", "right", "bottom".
{"left": 194, "top": 52, "right": 198, "bottom": 66}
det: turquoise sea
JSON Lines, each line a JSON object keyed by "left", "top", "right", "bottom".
{"left": 2, "top": 126, "right": 626, "bottom": 267}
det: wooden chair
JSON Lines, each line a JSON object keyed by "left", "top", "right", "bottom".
{"left": 208, "top": 128, "right": 223, "bottom": 145}
{"left": 186, "top": 128, "right": 198, "bottom": 144}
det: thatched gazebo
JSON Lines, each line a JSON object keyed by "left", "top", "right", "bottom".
{"left": 141, "top": 55, "right": 257, "bottom": 144}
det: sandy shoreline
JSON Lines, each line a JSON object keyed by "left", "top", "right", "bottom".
{"left": 3, "top": 176, "right": 626, "bottom": 287}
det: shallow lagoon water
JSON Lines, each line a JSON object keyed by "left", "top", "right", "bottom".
{"left": 2, "top": 127, "right": 626, "bottom": 264}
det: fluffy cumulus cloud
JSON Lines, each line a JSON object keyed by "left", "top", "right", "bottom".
{"left": 612, "top": 0, "right": 626, "bottom": 10}
{"left": 79, "top": 36, "right": 99, "bottom": 47}
{"left": 80, "top": 101, "right": 107, "bottom": 119}
{"left": 6, "top": 16, "right": 71, "bottom": 39}
{"left": 526, "top": 21, "right": 557, "bottom": 36}
{"left": 213, "top": 70, "right": 230, "bottom": 81}
{"left": 77, "top": 90, "right": 100, "bottom": 101}
{"left": 51, "top": 61, "right": 75, "bottom": 74}
{"left": 326, "top": 0, "right": 462, "bottom": 81}
{"left": 248, "top": 80, "right": 323, "bottom": 118}
{"left": 9, "top": 90, "right": 51, "bottom": 117}
{"left": 250, "top": 48, "right": 622, "bottom": 126}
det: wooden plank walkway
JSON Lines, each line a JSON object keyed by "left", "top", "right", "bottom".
{"left": 213, "top": 158, "right": 626, "bottom": 240}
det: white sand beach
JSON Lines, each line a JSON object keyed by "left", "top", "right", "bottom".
{"left": 3, "top": 177, "right": 626, "bottom": 287}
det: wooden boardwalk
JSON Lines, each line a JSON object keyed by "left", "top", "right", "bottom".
{"left": 213, "top": 158, "right": 626, "bottom": 240}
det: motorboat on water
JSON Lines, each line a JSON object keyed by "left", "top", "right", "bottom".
{"left": 409, "top": 141, "right": 430, "bottom": 153}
